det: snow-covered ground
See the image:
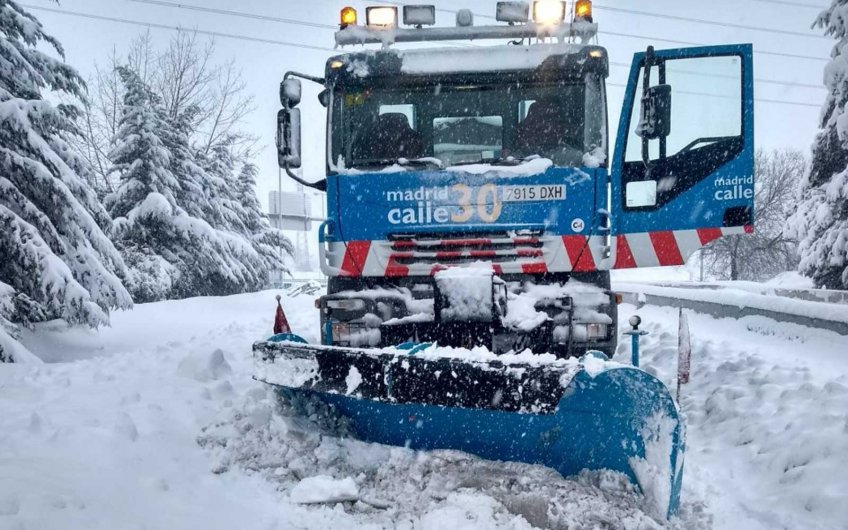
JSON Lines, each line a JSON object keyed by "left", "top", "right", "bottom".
{"left": 616, "top": 304, "right": 848, "bottom": 530}
{"left": 1, "top": 287, "right": 847, "bottom": 529}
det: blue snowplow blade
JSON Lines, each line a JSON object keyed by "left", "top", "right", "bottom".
{"left": 253, "top": 341, "right": 684, "bottom": 518}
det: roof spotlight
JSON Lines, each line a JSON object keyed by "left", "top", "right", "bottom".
{"left": 403, "top": 5, "right": 436, "bottom": 27}
{"left": 532, "top": 1, "right": 565, "bottom": 25}
{"left": 366, "top": 6, "right": 398, "bottom": 27}
{"left": 496, "top": 1, "right": 529, "bottom": 23}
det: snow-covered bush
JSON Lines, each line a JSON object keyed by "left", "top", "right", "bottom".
{"left": 0, "top": 1, "right": 132, "bottom": 362}
{"left": 786, "top": 1, "right": 848, "bottom": 288}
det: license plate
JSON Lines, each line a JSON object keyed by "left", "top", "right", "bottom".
{"left": 501, "top": 185, "right": 566, "bottom": 202}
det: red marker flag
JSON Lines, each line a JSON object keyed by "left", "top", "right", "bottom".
{"left": 274, "top": 294, "right": 291, "bottom": 334}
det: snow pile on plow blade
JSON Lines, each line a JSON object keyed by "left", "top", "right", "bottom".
{"left": 253, "top": 340, "right": 684, "bottom": 518}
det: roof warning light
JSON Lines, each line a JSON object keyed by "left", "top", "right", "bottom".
{"left": 575, "top": 0, "right": 593, "bottom": 23}
{"left": 340, "top": 6, "right": 357, "bottom": 28}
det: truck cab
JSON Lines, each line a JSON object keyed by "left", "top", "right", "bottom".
{"left": 276, "top": 2, "right": 754, "bottom": 359}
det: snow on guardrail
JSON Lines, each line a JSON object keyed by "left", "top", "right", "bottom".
{"left": 614, "top": 282, "right": 848, "bottom": 336}
{"left": 630, "top": 280, "right": 848, "bottom": 306}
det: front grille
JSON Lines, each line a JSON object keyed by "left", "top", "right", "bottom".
{"left": 387, "top": 230, "right": 547, "bottom": 268}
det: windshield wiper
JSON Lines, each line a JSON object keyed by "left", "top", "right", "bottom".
{"left": 398, "top": 157, "right": 444, "bottom": 169}
{"left": 352, "top": 157, "right": 444, "bottom": 170}
{"left": 449, "top": 156, "right": 537, "bottom": 167}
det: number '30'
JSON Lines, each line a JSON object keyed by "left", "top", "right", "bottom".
{"left": 451, "top": 184, "right": 502, "bottom": 223}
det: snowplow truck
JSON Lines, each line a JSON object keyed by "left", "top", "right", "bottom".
{"left": 256, "top": 1, "right": 754, "bottom": 519}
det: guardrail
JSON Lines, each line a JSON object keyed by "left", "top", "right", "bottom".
{"left": 638, "top": 281, "right": 848, "bottom": 306}
{"left": 616, "top": 285, "right": 848, "bottom": 337}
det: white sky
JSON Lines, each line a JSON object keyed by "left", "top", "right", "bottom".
{"left": 22, "top": 0, "right": 835, "bottom": 264}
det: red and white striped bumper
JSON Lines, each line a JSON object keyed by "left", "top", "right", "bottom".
{"left": 320, "top": 226, "right": 753, "bottom": 277}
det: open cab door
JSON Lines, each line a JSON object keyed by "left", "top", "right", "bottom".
{"left": 610, "top": 45, "right": 754, "bottom": 269}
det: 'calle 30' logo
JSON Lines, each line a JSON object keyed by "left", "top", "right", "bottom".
{"left": 385, "top": 184, "right": 502, "bottom": 225}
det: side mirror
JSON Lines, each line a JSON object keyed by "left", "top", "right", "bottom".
{"left": 277, "top": 107, "right": 301, "bottom": 168}
{"left": 318, "top": 89, "right": 330, "bottom": 108}
{"left": 637, "top": 84, "right": 671, "bottom": 140}
{"left": 280, "top": 78, "right": 301, "bottom": 108}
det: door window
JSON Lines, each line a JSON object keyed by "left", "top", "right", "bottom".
{"left": 622, "top": 54, "right": 744, "bottom": 209}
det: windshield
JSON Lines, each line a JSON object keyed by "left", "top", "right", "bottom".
{"left": 329, "top": 76, "right": 606, "bottom": 171}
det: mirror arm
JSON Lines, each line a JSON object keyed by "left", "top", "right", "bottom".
{"left": 641, "top": 46, "right": 655, "bottom": 172}
{"left": 284, "top": 70, "right": 325, "bottom": 86}
{"left": 284, "top": 163, "right": 326, "bottom": 192}
{"left": 658, "top": 59, "right": 667, "bottom": 161}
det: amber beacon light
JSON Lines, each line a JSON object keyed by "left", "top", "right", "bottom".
{"left": 574, "top": 0, "right": 593, "bottom": 22}
{"left": 340, "top": 6, "right": 357, "bottom": 28}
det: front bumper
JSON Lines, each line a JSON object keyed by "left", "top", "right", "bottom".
{"left": 318, "top": 279, "right": 617, "bottom": 358}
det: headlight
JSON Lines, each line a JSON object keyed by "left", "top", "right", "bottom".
{"left": 326, "top": 299, "right": 366, "bottom": 311}
{"left": 331, "top": 322, "right": 381, "bottom": 347}
{"left": 331, "top": 322, "right": 353, "bottom": 342}
{"left": 568, "top": 323, "right": 608, "bottom": 342}
{"left": 586, "top": 323, "right": 608, "bottom": 340}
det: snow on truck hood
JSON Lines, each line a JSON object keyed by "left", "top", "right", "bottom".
{"left": 335, "top": 157, "right": 565, "bottom": 178}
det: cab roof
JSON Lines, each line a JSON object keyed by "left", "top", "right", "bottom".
{"left": 324, "top": 43, "right": 609, "bottom": 86}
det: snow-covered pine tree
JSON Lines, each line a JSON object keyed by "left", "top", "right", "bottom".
{"left": 236, "top": 161, "right": 266, "bottom": 233}
{"left": 107, "top": 67, "right": 277, "bottom": 300}
{"left": 106, "top": 66, "right": 185, "bottom": 302}
{"left": 164, "top": 106, "right": 215, "bottom": 222}
{"left": 787, "top": 1, "right": 848, "bottom": 288}
{"left": 170, "top": 116, "right": 288, "bottom": 293}
{"left": 199, "top": 138, "right": 249, "bottom": 234}
{"left": 0, "top": 1, "right": 132, "bottom": 362}
{"left": 235, "top": 161, "right": 292, "bottom": 275}
{"left": 195, "top": 139, "right": 291, "bottom": 290}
